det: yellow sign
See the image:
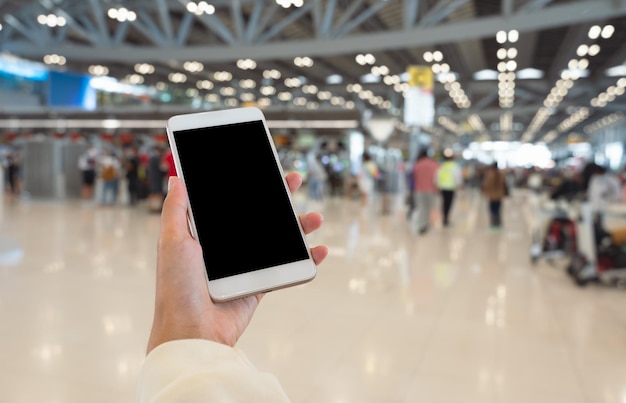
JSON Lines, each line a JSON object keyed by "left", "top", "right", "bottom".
{"left": 407, "top": 65, "right": 434, "bottom": 90}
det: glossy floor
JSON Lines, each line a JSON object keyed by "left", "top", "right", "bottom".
{"left": 0, "top": 188, "right": 625, "bottom": 403}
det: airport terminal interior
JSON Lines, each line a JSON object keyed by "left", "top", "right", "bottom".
{"left": 0, "top": 0, "right": 625, "bottom": 402}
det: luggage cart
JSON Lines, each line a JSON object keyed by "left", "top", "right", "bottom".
{"left": 568, "top": 203, "right": 626, "bottom": 287}
{"left": 529, "top": 197, "right": 579, "bottom": 266}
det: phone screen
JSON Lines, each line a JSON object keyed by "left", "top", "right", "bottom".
{"left": 172, "top": 120, "right": 310, "bottom": 281}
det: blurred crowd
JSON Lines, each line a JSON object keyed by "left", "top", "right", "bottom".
{"left": 76, "top": 142, "right": 177, "bottom": 210}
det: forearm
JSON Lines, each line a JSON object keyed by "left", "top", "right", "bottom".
{"left": 138, "top": 339, "right": 290, "bottom": 403}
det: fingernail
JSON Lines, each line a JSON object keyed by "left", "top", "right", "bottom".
{"left": 168, "top": 176, "right": 175, "bottom": 191}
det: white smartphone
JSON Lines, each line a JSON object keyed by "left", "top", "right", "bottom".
{"left": 165, "top": 107, "right": 317, "bottom": 302}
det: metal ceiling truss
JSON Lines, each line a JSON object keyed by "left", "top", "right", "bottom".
{"left": 3, "top": 0, "right": 624, "bottom": 63}
{"left": 0, "top": 0, "right": 625, "bottom": 145}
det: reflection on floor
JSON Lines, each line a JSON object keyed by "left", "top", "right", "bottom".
{"left": 0, "top": 188, "right": 624, "bottom": 403}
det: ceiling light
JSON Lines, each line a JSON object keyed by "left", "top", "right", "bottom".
{"left": 236, "top": 58, "right": 256, "bottom": 70}
{"left": 196, "top": 80, "right": 213, "bottom": 90}
{"left": 496, "top": 30, "right": 507, "bottom": 44}
{"left": 355, "top": 53, "right": 375, "bottom": 65}
{"left": 506, "top": 60, "right": 517, "bottom": 71}
{"left": 262, "top": 69, "right": 281, "bottom": 79}
{"left": 107, "top": 7, "right": 136, "bottom": 22}
{"left": 88, "top": 65, "right": 109, "bottom": 76}
{"left": 601, "top": 25, "right": 614, "bottom": 39}
{"left": 588, "top": 25, "right": 602, "bottom": 39}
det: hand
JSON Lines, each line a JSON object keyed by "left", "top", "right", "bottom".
{"left": 146, "top": 173, "right": 328, "bottom": 354}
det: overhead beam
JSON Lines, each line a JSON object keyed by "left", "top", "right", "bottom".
{"left": 546, "top": 24, "right": 592, "bottom": 80}
{"left": 502, "top": 0, "right": 514, "bottom": 17}
{"left": 244, "top": 0, "right": 264, "bottom": 43}
{"left": 5, "top": 0, "right": 626, "bottom": 63}
{"left": 88, "top": 0, "right": 111, "bottom": 45}
{"left": 175, "top": 11, "right": 194, "bottom": 46}
{"left": 403, "top": 0, "right": 420, "bottom": 30}
{"left": 230, "top": 0, "right": 244, "bottom": 42}
{"left": 3, "top": 14, "right": 42, "bottom": 44}
{"left": 420, "top": 0, "right": 470, "bottom": 27}
{"left": 593, "top": 41, "right": 626, "bottom": 81}
{"left": 331, "top": 0, "right": 366, "bottom": 35}
{"left": 333, "top": 0, "right": 391, "bottom": 38}
{"left": 321, "top": 0, "right": 337, "bottom": 38}
{"left": 257, "top": 3, "right": 313, "bottom": 43}
{"left": 519, "top": 0, "right": 554, "bottom": 13}
{"left": 156, "top": 0, "right": 174, "bottom": 43}
{"left": 133, "top": 11, "right": 167, "bottom": 46}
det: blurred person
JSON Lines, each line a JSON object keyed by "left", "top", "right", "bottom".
{"left": 161, "top": 145, "right": 177, "bottom": 184}
{"left": 405, "top": 160, "right": 416, "bottom": 220}
{"left": 357, "top": 152, "right": 380, "bottom": 206}
{"left": 436, "top": 149, "right": 463, "bottom": 227}
{"left": 124, "top": 145, "right": 141, "bottom": 206}
{"left": 588, "top": 164, "right": 623, "bottom": 224}
{"left": 620, "top": 166, "right": 626, "bottom": 202}
{"left": 581, "top": 161, "right": 600, "bottom": 193}
{"left": 98, "top": 149, "right": 122, "bottom": 206}
{"left": 147, "top": 145, "right": 166, "bottom": 213}
{"left": 550, "top": 167, "right": 583, "bottom": 201}
{"left": 137, "top": 150, "right": 151, "bottom": 202}
{"left": 326, "top": 161, "right": 344, "bottom": 197}
{"left": 482, "top": 163, "right": 507, "bottom": 228}
{"left": 412, "top": 149, "right": 439, "bottom": 234}
{"left": 4, "top": 145, "right": 22, "bottom": 201}
{"left": 137, "top": 174, "right": 328, "bottom": 402}
{"left": 526, "top": 167, "right": 543, "bottom": 194}
{"left": 307, "top": 152, "right": 327, "bottom": 202}
{"left": 78, "top": 145, "right": 98, "bottom": 204}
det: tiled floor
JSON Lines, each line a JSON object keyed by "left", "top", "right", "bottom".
{"left": 0, "top": 187, "right": 625, "bottom": 403}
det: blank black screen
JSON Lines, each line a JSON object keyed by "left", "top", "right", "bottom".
{"left": 173, "top": 120, "right": 309, "bottom": 280}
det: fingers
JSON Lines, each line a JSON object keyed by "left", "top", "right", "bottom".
{"left": 310, "top": 245, "right": 329, "bottom": 266}
{"left": 300, "top": 211, "right": 323, "bottom": 235}
{"left": 285, "top": 172, "right": 302, "bottom": 193}
{"left": 160, "top": 177, "right": 192, "bottom": 240}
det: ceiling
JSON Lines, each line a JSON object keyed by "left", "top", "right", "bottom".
{"left": 0, "top": 0, "right": 625, "bottom": 145}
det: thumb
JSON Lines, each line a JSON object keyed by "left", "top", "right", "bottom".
{"left": 159, "top": 177, "right": 192, "bottom": 241}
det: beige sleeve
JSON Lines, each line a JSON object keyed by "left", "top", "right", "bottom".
{"left": 137, "top": 339, "right": 291, "bottom": 403}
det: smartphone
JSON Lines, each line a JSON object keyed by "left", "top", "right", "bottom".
{"left": 165, "top": 107, "right": 317, "bottom": 302}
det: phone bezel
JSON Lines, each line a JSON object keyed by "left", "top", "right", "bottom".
{"left": 165, "top": 107, "right": 317, "bottom": 302}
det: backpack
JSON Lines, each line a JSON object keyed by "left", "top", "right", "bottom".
{"left": 101, "top": 164, "right": 117, "bottom": 181}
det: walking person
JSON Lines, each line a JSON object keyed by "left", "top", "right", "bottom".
{"left": 98, "top": 149, "right": 122, "bottom": 206}
{"left": 78, "top": 145, "right": 98, "bottom": 205}
{"left": 357, "top": 152, "right": 380, "bottom": 207}
{"left": 307, "top": 152, "right": 327, "bottom": 202}
{"left": 4, "top": 145, "right": 22, "bottom": 202}
{"left": 123, "top": 145, "right": 141, "bottom": 206}
{"left": 436, "top": 149, "right": 463, "bottom": 227}
{"left": 412, "top": 149, "right": 439, "bottom": 234}
{"left": 482, "top": 162, "right": 507, "bottom": 229}
{"left": 147, "top": 145, "right": 167, "bottom": 213}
